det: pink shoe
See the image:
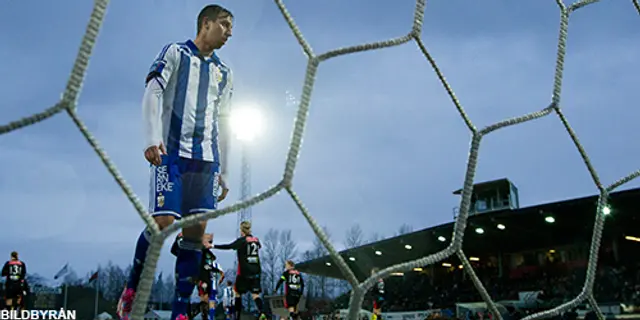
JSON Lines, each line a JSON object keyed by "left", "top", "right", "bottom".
{"left": 175, "top": 315, "right": 189, "bottom": 320}
{"left": 116, "top": 287, "right": 136, "bottom": 320}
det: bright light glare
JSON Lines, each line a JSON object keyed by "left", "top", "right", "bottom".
{"left": 230, "top": 107, "right": 264, "bottom": 142}
{"left": 603, "top": 206, "right": 611, "bottom": 215}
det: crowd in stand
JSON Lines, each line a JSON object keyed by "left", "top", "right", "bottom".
{"left": 326, "top": 262, "right": 640, "bottom": 320}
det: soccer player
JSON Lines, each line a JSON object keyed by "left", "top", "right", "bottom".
{"left": 171, "top": 233, "right": 225, "bottom": 320}
{"left": 117, "top": 4, "right": 234, "bottom": 320}
{"left": 222, "top": 280, "right": 235, "bottom": 320}
{"left": 370, "top": 268, "right": 385, "bottom": 320}
{"left": 16, "top": 279, "right": 29, "bottom": 311}
{"left": 274, "top": 260, "right": 304, "bottom": 320}
{"left": 213, "top": 221, "right": 266, "bottom": 320}
{"left": 201, "top": 252, "right": 225, "bottom": 320}
{"left": 1, "top": 251, "right": 26, "bottom": 311}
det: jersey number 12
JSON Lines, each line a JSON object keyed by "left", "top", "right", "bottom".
{"left": 247, "top": 243, "right": 259, "bottom": 256}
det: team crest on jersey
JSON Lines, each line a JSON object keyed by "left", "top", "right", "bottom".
{"left": 215, "top": 67, "right": 224, "bottom": 83}
{"left": 157, "top": 193, "right": 165, "bottom": 207}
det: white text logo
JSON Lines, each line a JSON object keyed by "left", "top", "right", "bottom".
{"left": 0, "top": 309, "right": 76, "bottom": 320}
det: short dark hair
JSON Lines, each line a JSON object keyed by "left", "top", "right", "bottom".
{"left": 197, "top": 5, "right": 233, "bottom": 34}
{"left": 10, "top": 251, "right": 18, "bottom": 259}
{"left": 286, "top": 260, "right": 295, "bottom": 267}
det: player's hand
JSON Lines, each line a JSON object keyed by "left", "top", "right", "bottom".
{"left": 144, "top": 143, "right": 167, "bottom": 166}
{"left": 217, "top": 176, "right": 229, "bottom": 202}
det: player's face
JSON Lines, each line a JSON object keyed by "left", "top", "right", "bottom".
{"left": 203, "top": 233, "right": 213, "bottom": 248}
{"left": 203, "top": 15, "right": 233, "bottom": 49}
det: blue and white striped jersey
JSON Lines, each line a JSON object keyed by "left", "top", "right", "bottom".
{"left": 222, "top": 286, "right": 235, "bottom": 306}
{"left": 145, "top": 39, "right": 233, "bottom": 162}
{"left": 208, "top": 261, "right": 223, "bottom": 291}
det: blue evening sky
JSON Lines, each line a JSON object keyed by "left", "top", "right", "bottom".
{"left": 0, "top": 0, "right": 638, "bottom": 281}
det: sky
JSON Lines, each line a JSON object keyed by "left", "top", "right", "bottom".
{"left": 0, "top": 0, "right": 639, "bottom": 284}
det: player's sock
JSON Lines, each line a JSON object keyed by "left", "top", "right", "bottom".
{"left": 209, "top": 306, "right": 216, "bottom": 320}
{"left": 254, "top": 296, "right": 264, "bottom": 315}
{"left": 126, "top": 228, "right": 152, "bottom": 290}
{"left": 289, "top": 311, "right": 296, "bottom": 320}
{"left": 171, "top": 238, "right": 202, "bottom": 320}
{"left": 235, "top": 297, "right": 242, "bottom": 320}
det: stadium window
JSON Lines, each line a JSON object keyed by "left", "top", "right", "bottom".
{"left": 404, "top": 244, "right": 412, "bottom": 250}
{"left": 375, "top": 250, "right": 382, "bottom": 256}
{"left": 348, "top": 257, "right": 356, "bottom": 261}
{"left": 497, "top": 224, "right": 506, "bottom": 230}
{"left": 476, "top": 199, "right": 488, "bottom": 212}
{"left": 413, "top": 268, "right": 423, "bottom": 272}
{"left": 545, "top": 216, "right": 555, "bottom": 223}
{"left": 442, "top": 263, "right": 452, "bottom": 267}
{"left": 325, "top": 262, "right": 331, "bottom": 266}
{"left": 475, "top": 227, "right": 484, "bottom": 234}
{"left": 437, "top": 236, "right": 446, "bottom": 242}
{"left": 469, "top": 257, "right": 480, "bottom": 261}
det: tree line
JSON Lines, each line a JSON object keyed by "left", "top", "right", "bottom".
{"left": 27, "top": 223, "right": 414, "bottom": 306}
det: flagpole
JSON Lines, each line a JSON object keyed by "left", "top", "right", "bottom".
{"left": 94, "top": 274, "right": 99, "bottom": 319}
{"left": 63, "top": 283, "right": 68, "bottom": 310}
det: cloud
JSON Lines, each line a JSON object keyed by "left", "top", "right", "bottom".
{"left": 0, "top": 0, "right": 638, "bottom": 280}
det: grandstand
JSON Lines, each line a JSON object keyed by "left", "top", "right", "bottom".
{"left": 298, "top": 179, "right": 640, "bottom": 319}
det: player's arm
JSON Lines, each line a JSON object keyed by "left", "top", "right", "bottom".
{"left": 218, "top": 268, "right": 225, "bottom": 285}
{"left": 170, "top": 234, "right": 183, "bottom": 257}
{"left": 217, "top": 69, "right": 233, "bottom": 183}
{"left": 143, "top": 43, "right": 180, "bottom": 164}
{"left": 213, "top": 237, "right": 243, "bottom": 250}
{"left": 300, "top": 273, "right": 305, "bottom": 293}
{"left": 20, "top": 262, "right": 26, "bottom": 279}
{"left": 1, "top": 262, "right": 8, "bottom": 277}
{"left": 274, "top": 272, "right": 286, "bottom": 293}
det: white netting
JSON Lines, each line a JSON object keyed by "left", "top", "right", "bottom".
{"left": 2, "top": 0, "right": 640, "bottom": 320}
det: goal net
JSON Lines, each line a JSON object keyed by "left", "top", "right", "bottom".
{"left": 1, "top": 1, "right": 640, "bottom": 320}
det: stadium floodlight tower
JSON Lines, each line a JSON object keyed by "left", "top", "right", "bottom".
{"left": 229, "top": 106, "right": 264, "bottom": 313}
{"left": 229, "top": 106, "right": 264, "bottom": 232}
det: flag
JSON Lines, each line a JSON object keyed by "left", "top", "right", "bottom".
{"left": 89, "top": 271, "right": 98, "bottom": 283}
{"left": 53, "top": 263, "right": 69, "bottom": 280}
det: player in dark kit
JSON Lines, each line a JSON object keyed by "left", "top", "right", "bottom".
{"left": 213, "top": 221, "right": 266, "bottom": 320}
{"left": 274, "top": 260, "right": 304, "bottom": 320}
{"left": 1, "top": 252, "right": 27, "bottom": 311}
{"left": 15, "top": 279, "right": 29, "bottom": 311}
{"left": 370, "top": 268, "right": 385, "bottom": 320}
